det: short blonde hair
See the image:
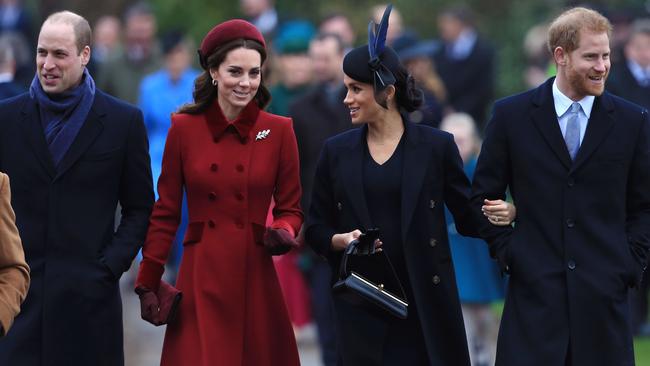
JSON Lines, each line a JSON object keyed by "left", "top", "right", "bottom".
{"left": 547, "top": 7, "right": 611, "bottom": 55}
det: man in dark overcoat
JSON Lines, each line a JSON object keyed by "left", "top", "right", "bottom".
{"left": 0, "top": 11, "right": 153, "bottom": 365}
{"left": 472, "top": 7, "right": 650, "bottom": 366}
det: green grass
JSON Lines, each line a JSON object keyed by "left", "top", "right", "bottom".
{"left": 636, "top": 338, "right": 650, "bottom": 365}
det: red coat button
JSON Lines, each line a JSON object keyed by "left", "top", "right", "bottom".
{"left": 235, "top": 193, "right": 244, "bottom": 201}
{"left": 210, "top": 164, "right": 218, "bottom": 172}
{"left": 208, "top": 192, "right": 217, "bottom": 201}
{"left": 236, "top": 164, "right": 244, "bottom": 172}
{"left": 208, "top": 220, "right": 215, "bottom": 228}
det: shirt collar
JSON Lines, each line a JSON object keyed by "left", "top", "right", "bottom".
{"left": 552, "top": 79, "right": 595, "bottom": 119}
{"left": 627, "top": 59, "right": 650, "bottom": 84}
{"left": 204, "top": 99, "right": 260, "bottom": 143}
{"left": 449, "top": 29, "right": 477, "bottom": 60}
{"left": 0, "top": 72, "right": 13, "bottom": 83}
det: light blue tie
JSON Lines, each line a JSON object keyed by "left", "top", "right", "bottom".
{"left": 565, "top": 102, "right": 581, "bottom": 160}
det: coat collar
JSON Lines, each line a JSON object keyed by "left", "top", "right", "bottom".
{"left": 338, "top": 117, "right": 429, "bottom": 240}
{"left": 400, "top": 119, "right": 429, "bottom": 243}
{"left": 531, "top": 77, "right": 615, "bottom": 172}
{"left": 20, "top": 91, "right": 107, "bottom": 180}
{"left": 204, "top": 99, "right": 260, "bottom": 143}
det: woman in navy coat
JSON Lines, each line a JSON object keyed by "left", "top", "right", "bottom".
{"left": 305, "top": 6, "right": 514, "bottom": 365}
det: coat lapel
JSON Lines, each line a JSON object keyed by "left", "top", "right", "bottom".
{"left": 400, "top": 121, "right": 429, "bottom": 243}
{"left": 571, "top": 93, "right": 615, "bottom": 171}
{"left": 54, "top": 93, "right": 105, "bottom": 180}
{"left": 340, "top": 126, "right": 373, "bottom": 230}
{"left": 531, "top": 79, "right": 573, "bottom": 170}
{"left": 20, "top": 98, "right": 56, "bottom": 178}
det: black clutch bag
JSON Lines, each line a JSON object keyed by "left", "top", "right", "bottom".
{"left": 332, "top": 229, "right": 408, "bottom": 319}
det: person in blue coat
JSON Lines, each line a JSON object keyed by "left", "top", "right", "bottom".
{"left": 441, "top": 112, "right": 505, "bottom": 366}
{"left": 0, "top": 11, "right": 153, "bottom": 365}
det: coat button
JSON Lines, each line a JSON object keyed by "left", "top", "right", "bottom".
{"left": 429, "top": 200, "right": 436, "bottom": 209}
{"left": 208, "top": 220, "right": 215, "bottom": 228}
{"left": 213, "top": 137, "right": 219, "bottom": 143}
{"left": 210, "top": 163, "right": 218, "bottom": 172}
{"left": 208, "top": 192, "right": 217, "bottom": 201}
{"left": 337, "top": 202, "right": 343, "bottom": 211}
{"left": 235, "top": 192, "right": 244, "bottom": 201}
{"left": 566, "top": 219, "right": 575, "bottom": 228}
{"left": 568, "top": 260, "right": 576, "bottom": 270}
{"left": 235, "top": 219, "right": 244, "bottom": 229}
{"left": 432, "top": 275, "right": 441, "bottom": 285}
{"left": 429, "top": 238, "right": 437, "bottom": 247}
{"left": 567, "top": 177, "right": 575, "bottom": 187}
{"left": 236, "top": 164, "right": 244, "bottom": 172}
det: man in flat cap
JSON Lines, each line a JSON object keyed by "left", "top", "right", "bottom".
{"left": 0, "top": 10, "right": 153, "bottom": 365}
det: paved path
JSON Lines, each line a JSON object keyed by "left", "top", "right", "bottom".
{"left": 121, "top": 275, "right": 323, "bottom": 366}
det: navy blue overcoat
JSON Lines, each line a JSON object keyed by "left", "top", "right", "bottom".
{"left": 472, "top": 78, "right": 650, "bottom": 366}
{"left": 306, "top": 120, "right": 475, "bottom": 365}
{"left": 0, "top": 90, "right": 153, "bottom": 365}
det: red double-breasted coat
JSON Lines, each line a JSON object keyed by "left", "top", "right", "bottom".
{"left": 136, "top": 100, "right": 302, "bottom": 366}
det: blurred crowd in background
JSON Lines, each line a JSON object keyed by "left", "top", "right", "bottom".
{"left": 1, "top": 0, "right": 650, "bottom": 365}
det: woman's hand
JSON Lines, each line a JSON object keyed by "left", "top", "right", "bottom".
{"left": 331, "top": 230, "right": 383, "bottom": 252}
{"left": 331, "top": 230, "right": 362, "bottom": 251}
{"left": 135, "top": 287, "right": 162, "bottom": 326}
{"left": 482, "top": 199, "right": 516, "bottom": 226}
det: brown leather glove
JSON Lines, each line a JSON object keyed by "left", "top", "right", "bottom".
{"left": 263, "top": 227, "right": 299, "bottom": 256}
{"left": 135, "top": 287, "right": 162, "bottom": 326}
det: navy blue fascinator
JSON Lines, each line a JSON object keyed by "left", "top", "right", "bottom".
{"left": 343, "top": 4, "right": 400, "bottom": 105}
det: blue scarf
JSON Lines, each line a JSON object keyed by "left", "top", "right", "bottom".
{"left": 29, "top": 68, "right": 96, "bottom": 167}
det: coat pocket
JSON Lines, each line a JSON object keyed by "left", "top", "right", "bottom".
{"left": 183, "top": 221, "right": 205, "bottom": 246}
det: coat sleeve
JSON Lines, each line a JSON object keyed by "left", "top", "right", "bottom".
{"left": 442, "top": 132, "right": 479, "bottom": 238}
{"left": 0, "top": 174, "right": 30, "bottom": 336}
{"left": 626, "top": 109, "right": 650, "bottom": 286}
{"left": 305, "top": 142, "right": 337, "bottom": 257}
{"left": 136, "top": 118, "right": 184, "bottom": 292}
{"left": 470, "top": 102, "right": 514, "bottom": 272}
{"left": 103, "top": 108, "right": 154, "bottom": 278}
{"left": 269, "top": 119, "right": 303, "bottom": 237}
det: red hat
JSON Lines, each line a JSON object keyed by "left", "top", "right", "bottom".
{"left": 198, "top": 19, "right": 266, "bottom": 69}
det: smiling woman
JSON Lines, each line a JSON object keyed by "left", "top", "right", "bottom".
{"left": 305, "top": 5, "right": 516, "bottom": 365}
{"left": 210, "top": 47, "right": 261, "bottom": 120}
{"left": 135, "top": 19, "right": 302, "bottom": 366}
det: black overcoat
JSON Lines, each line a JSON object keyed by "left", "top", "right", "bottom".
{"left": 471, "top": 78, "right": 650, "bottom": 366}
{"left": 0, "top": 91, "right": 154, "bottom": 365}
{"left": 306, "top": 121, "right": 475, "bottom": 365}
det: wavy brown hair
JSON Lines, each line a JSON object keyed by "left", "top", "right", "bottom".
{"left": 178, "top": 39, "right": 271, "bottom": 114}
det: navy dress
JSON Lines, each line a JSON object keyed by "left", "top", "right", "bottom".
{"left": 359, "top": 136, "right": 429, "bottom": 365}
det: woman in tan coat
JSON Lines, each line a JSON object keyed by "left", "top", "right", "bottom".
{"left": 0, "top": 172, "right": 29, "bottom": 336}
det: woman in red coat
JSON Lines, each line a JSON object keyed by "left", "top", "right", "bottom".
{"left": 135, "top": 19, "right": 302, "bottom": 366}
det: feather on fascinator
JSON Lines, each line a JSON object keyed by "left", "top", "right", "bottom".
{"left": 367, "top": 4, "right": 396, "bottom": 91}
{"left": 342, "top": 4, "right": 401, "bottom": 108}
